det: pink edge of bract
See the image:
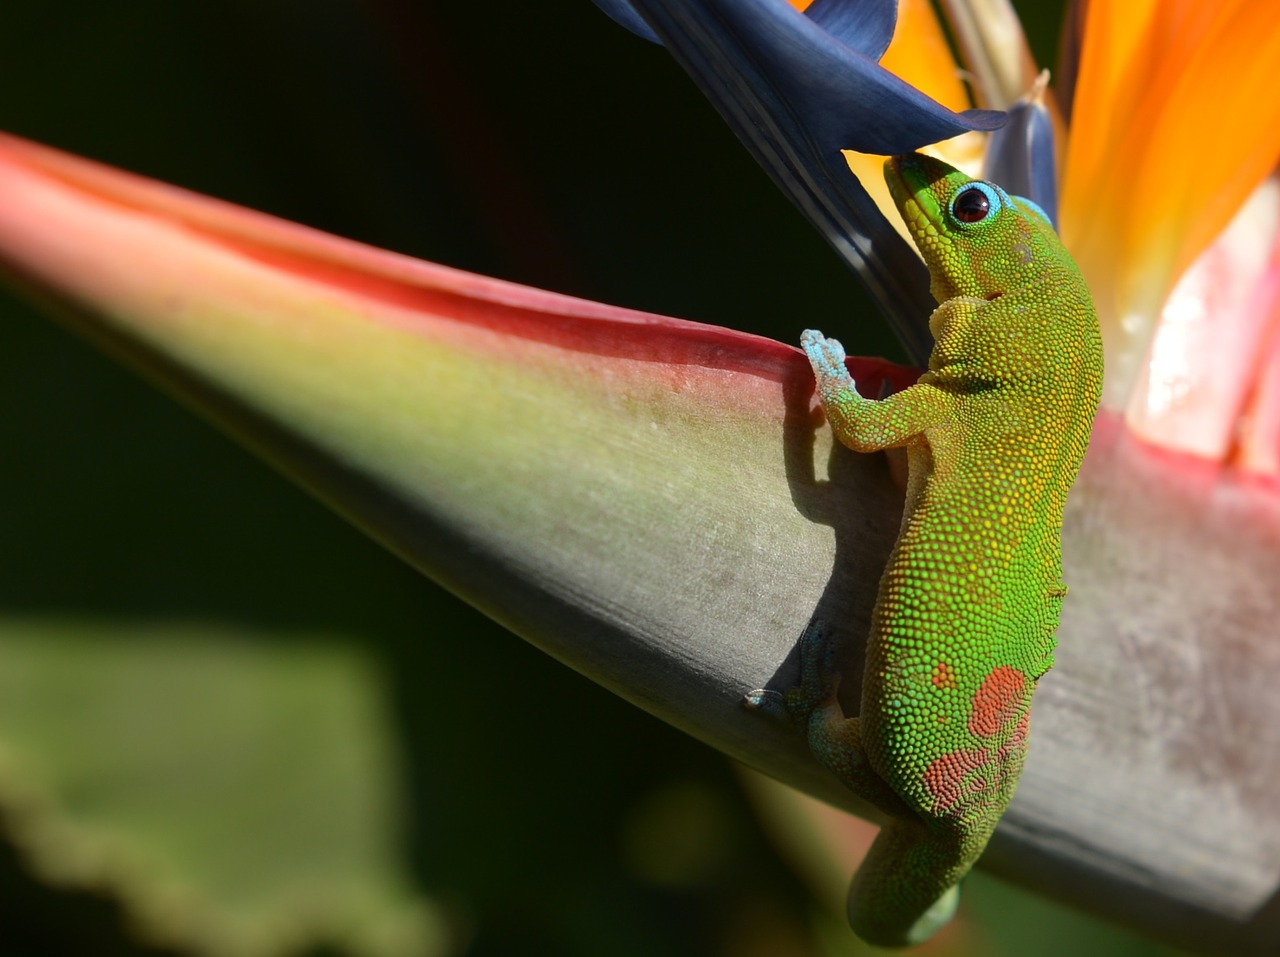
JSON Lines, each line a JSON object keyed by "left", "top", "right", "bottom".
{"left": 0, "top": 131, "right": 919, "bottom": 414}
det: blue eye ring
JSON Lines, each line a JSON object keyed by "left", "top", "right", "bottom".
{"left": 949, "top": 181, "right": 1003, "bottom": 226}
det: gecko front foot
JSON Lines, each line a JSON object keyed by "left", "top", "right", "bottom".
{"left": 800, "top": 329, "right": 858, "bottom": 400}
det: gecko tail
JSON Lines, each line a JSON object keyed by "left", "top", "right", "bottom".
{"left": 846, "top": 820, "right": 970, "bottom": 947}
{"left": 895, "top": 884, "right": 961, "bottom": 947}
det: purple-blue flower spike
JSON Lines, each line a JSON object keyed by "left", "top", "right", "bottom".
{"left": 984, "top": 73, "right": 1059, "bottom": 228}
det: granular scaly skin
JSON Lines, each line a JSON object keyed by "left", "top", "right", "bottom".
{"left": 776, "top": 153, "right": 1104, "bottom": 946}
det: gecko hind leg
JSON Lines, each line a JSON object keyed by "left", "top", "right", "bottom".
{"left": 743, "top": 616, "right": 840, "bottom": 725}
{"left": 746, "top": 619, "right": 911, "bottom": 819}
{"left": 794, "top": 619, "right": 915, "bottom": 819}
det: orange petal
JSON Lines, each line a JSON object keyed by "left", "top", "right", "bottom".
{"left": 1062, "top": 0, "right": 1280, "bottom": 409}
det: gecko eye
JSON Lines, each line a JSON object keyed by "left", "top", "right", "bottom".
{"left": 949, "top": 182, "right": 1003, "bottom": 226}
{"left": 952, "top": 188, "right": 989, "bottom": 222}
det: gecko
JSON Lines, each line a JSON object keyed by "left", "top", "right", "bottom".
{"left": 746, "top": 152, "right": 1104, "bottom": 946}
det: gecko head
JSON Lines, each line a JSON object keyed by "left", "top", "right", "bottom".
{"left": 885, "top": 153, "right": 1059, "bottom": 306}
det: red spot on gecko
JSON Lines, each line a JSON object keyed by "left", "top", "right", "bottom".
{"left": 968, "top": 666, "right": 1026, "bottom": 738}
{"left": 922, "top": 748, "right": 990, "bottom": 814}
{"left": 930, "top": 661, "right": 958, "bottom": 690}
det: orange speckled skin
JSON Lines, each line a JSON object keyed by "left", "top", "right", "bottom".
{"left": 796, "top": 153, "right": 1103, "bottom": 945}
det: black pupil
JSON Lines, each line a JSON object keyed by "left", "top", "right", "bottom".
{"left": 953, "top": 188, "right": 990, "bottom": 223}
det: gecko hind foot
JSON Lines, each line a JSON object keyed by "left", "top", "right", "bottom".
{"left": 743, "top": 618, "right": 843, "bottom": 727}
{"left": 742, "top": 687, "right": 791, "bottom": 724}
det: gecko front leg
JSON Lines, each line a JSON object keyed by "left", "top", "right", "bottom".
{"left": 801, "top": 330, "right": 951, "bottom": 454}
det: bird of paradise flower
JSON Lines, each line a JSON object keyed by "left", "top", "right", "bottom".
{"left": 1, "top": 0, "right": 1280, "bottom": 954}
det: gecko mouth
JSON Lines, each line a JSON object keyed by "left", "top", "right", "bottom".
{"left": 941, "top": 294, "right": 993, "bottom": 308}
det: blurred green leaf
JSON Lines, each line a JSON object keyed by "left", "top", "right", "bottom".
{"left": 0, "top": 618, "right": 446, "bottom": 957}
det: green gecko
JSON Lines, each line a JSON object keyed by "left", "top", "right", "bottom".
{"left": 747, "top": 152, "right": 1103, "bottom": 946}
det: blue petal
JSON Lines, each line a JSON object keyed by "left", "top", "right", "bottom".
{"left": 592, "top": 0, "right": 897, "bottom": 58}
{"left": 591, "top": 0, "right": 660, "bottom": 43}
{"left": 804, "top": 0, "right": 895, "bottom": 61}
{"left": 592, "top": 0, "right": 1006, "bottom": 364}
{"left": 606, "top": 0, "right": 1004, "bottom": 157}
{"left": 983, "top": 84, "right": 1058, "bottom": 228}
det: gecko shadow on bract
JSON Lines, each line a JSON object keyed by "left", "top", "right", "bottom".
{"left": 768, "top": 355, "right": 910, "bottom": 729}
